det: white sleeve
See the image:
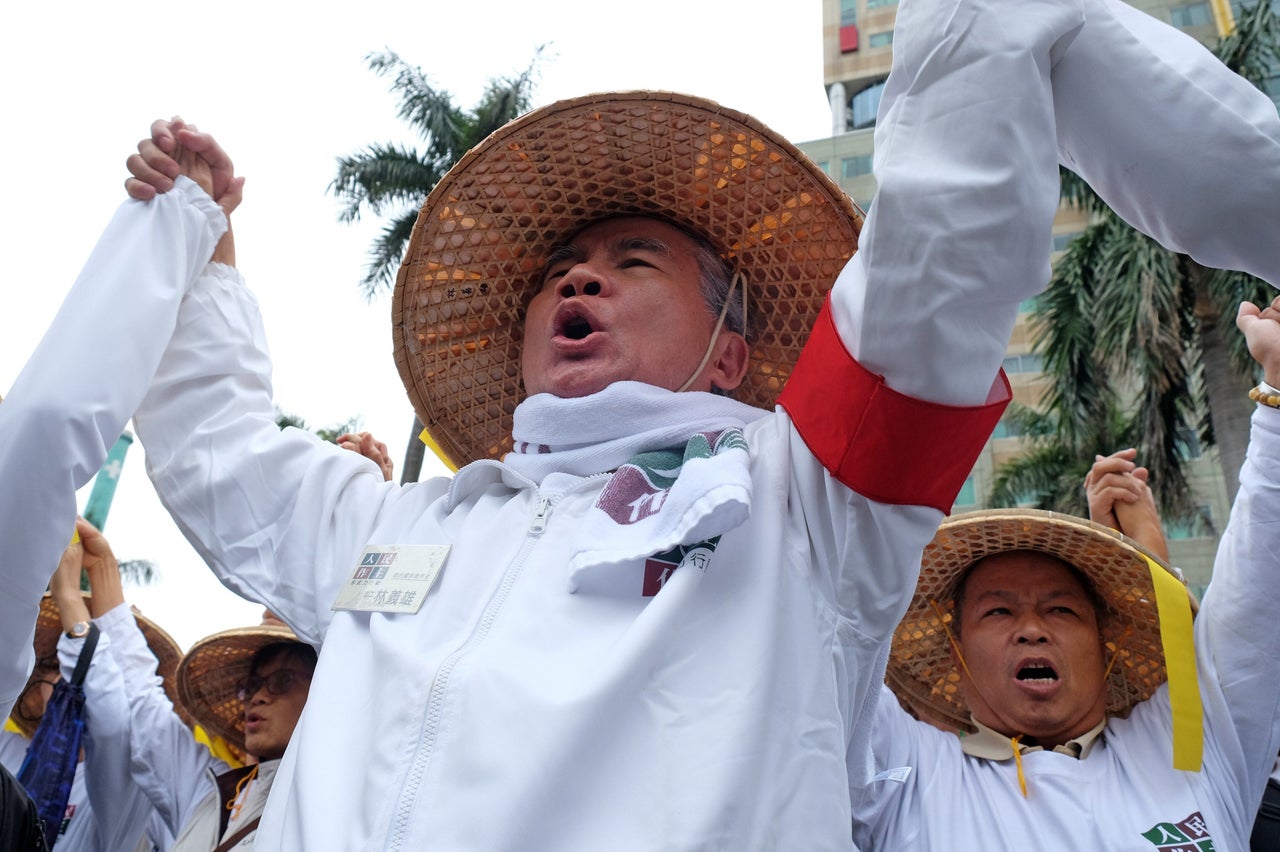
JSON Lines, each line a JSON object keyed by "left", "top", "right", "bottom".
{"left": 850, "top": 685, "right": 932, "bottom": 851}
{"left": 831, "top": 0, "right": 1077, "bottom": 406}
{"left": 1053, "top": 0, "right": 1280, "bottom": 281}
{"left": 0, "top": 178, "right": 225, "bottom": 718}
{"left": 133, "top": 261, "right": 399, "bottom": 642}
{"left": 1197, "top": 406, "right": 1280, "bottom": 801}
{"left": 57, "top": 630, "right": 159, "bottom": 852}
{"left": 93, "top": 605, "right": 167, "bottom": 704}
{"left": 98, "top": 605, "right": 219, "bottom": 836}
{"left": 836, "top": 0, "right": 1280, "bottom": 408}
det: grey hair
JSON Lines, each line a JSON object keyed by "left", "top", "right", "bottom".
{"left": 691, "top": 238, "right": 747, "bottom": 340}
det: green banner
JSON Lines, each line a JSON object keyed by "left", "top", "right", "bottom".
{"left": 82, "top": 431, "right": 133, "bottom": 531}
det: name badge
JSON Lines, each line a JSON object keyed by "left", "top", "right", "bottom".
{"left": 330, "top": 544, "right": 450, "bottom": 614}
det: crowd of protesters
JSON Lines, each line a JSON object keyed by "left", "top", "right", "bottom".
{"left": 6, "top": 0, "right": 1280, "bottom": 847}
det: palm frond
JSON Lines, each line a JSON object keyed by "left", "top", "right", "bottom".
{"left": 1215, "top": 0, "right": 1280, "bottom": 88}
{"left": 118, "top": 559, "right": 157, "bottom": 585}
{"left": 315, "top": 416, "right": 364, "bottom": 444}
{"left": 1091, "top": 225, "right": 1185, "bottom": 380}
{"left": 987, "top": 443, "right": 1089, "bottom": 515}
{"left": 466, "top": 46, "right": 544, "bottom": 143}
{"left": 330, "top": 144, "right": 442, "bottom": 222}
{"left": 1034, "top": 219, "right": 1117, "bottom": 445}
{"left": 366, "top": 50, "right": 467, "bottom": 159}
{"left": 1058, "top": 166, "right": 1107, "bottom": 216}
{"left": 360, "top": 211, "right": 420, "bottom": 299}
{"left": 275, "top": 407, "right": 309, "bottom": 431}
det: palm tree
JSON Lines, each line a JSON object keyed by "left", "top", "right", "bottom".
{"left": 991, "top": 1, "right": 1279, "bottom": 520}
{"left": 330, "top": 50, "right": 542, "bottom": 482}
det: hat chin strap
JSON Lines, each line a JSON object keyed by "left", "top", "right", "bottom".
{"left": 676, "top": 270, "right": 748, "bottom": 394}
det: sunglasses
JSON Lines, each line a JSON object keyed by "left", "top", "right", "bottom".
{"left": 235, "top": 669, "right": 311, "bottom": 702}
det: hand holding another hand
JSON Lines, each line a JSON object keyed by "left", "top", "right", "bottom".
{"left": 125, "top": 116, "right": 245, "bottom": 218}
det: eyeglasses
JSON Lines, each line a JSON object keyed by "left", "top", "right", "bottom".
{"left": 235, "top": 669, "right": 311, "bottom": 702}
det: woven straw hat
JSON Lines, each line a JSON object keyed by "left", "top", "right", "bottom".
{"left": 887, "top": 509, "right": 1198, "bottom": 734}
{"left": 393, "top": 90, "right": 863, "bottom": 468}
{"left": 9, "top": 593, "right": 184, "bottom": 738}
{"left": 177, "top": 620, "right": 305, "bottom": 757}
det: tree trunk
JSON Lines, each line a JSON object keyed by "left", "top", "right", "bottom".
{"left": 400, "top": 414, "right": 426, "bottom": 484}
{"left": 1192, "top": 263, "right": 1253, "bottom": 503}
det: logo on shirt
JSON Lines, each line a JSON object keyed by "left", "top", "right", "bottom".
{"left": 642, "top": 537, "right": 720, "bottom": 596}
{"left": 596, "top": 429, "right": 747, "bottom": 525}
{"left": 354, "top": 550, "right": 396, "bottom": 580}
{"left": 1141, "top": 811, "right": 1216, "bottom": 851}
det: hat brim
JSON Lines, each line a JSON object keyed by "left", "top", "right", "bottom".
{"left": 393, "top": 90, "right": 862, "bottom": 469}
{"left": 176, "top": 624, "right": 300, "bottom": 758}
{"left": 9, "top": 593, "right": 183, "bottom": 739}
{"left": 887, "top": 509, "right": 1198, "bottom": 734}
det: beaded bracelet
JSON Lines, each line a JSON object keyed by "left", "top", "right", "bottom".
{"left": 1249, "top": 380, "right": 1280, "bottom": 408}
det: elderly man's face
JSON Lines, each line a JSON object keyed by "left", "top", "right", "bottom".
{"left": 521, "top": 217, "right": 747, "bottom": 399}
{"left": 953, "top": 552, "right": 1108, "bottom": 748}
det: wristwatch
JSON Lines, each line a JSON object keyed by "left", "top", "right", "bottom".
{"left": 66, "top": 621, "right": 91, "bottom": 639}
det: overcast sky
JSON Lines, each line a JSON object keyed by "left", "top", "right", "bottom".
{"left": 0, "top": 0, "right": 834, "bottom": 649}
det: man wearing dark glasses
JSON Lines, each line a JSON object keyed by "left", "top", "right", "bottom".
{"left": 120, "top": 613, "right": 317, "bottom": 851}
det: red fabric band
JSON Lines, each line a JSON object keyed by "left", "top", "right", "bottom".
{"left": 778, "top": 298, "right": 1011, "bottom": 513}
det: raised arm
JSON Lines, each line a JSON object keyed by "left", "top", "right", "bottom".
{"left": 73, "top": 522, "right": 217, "bottom": 837}
{"left": 1189, "top": 294, "right": 1280, "bottom": 800}
{"left": 0, "top": 135, "right": 230, "bottom": 717}
{"left": 119, "top": 122, "right": 405, "bottom": 640}
{"left": 49, "top": 526, "right": 167, "bottom": 852}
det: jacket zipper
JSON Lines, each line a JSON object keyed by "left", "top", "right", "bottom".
{"left": 386, "top": 492, "right": 554, "bottom": 849}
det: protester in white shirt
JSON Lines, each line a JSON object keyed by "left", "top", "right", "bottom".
{"left": 851, "top": 303, "right": 1280, "bottom": 850}
{"left": 5, "top": 522, "right": 182, "bottom": 851}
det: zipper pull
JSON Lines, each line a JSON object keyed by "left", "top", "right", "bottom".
{"left": 530, "top": 495, "right": 552, "bottom": 536}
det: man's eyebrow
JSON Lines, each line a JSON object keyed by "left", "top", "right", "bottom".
{"left": 543, "top": 244, "right": 583, "bottom": 270}
{"left": 970, "top": 587, "right": 1087, "bottom": 604}
{"left": 615, "top": 236, "right": 671, "bottom": 256}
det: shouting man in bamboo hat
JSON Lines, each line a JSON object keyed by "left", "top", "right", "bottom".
{"left": 9, "top": 0, "right": 1280, "bottom": 845}
{"left": 851, "top": 310, "right": 1280, "bottom": 851}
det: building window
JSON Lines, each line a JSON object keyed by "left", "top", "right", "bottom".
{"left": 1018, "top": 295, "right": 1041, "bottom": 314}
{"left": 1170, "top": 2, "right": 1212, "bottom": 26}
{"left": 954, "top": 476, "right": 977, "bottom": 507}
{"left": 1002, "top": 353, "right": 1045, "bottom": 374}
{"left": 841, "top": 154, "right": 874, "bottom": 179}
{"left": 816, "top": 160, "right": 830, "bottom": 175}
{"left": 1052, "top": 231, "right": 1082, "bottom": 253}
{"left": 868, "top": 30, "right": 894, "bottom": 48}
{"left": 991, "top": 417, "right": 1026, "bottom": 440}
{"left": 840, "top": 0, "right": 860, "bottom": 51}
{"left": 867, "top": 0, "right": 899, "bottom": 8}
{"left": 851, "top": 80, "right": 887, "bottom": 130}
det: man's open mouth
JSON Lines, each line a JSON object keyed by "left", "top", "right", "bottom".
{"left": 561, "top": 315, "right": 594, "bottom": 340}
{"left": 1016, "top": 664, "right": 1059, "bottom": 683}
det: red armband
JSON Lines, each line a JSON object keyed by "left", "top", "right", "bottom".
{"left": 778, "top": 297, "right": 1010, "bottom": 513}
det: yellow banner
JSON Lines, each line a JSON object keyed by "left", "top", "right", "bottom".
{"left": 1145, "top": 555, "right": 1202, "bottom": 771}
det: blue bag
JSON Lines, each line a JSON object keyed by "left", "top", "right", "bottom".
{"left": 16, "top": 624, "right": 98, "bottom": 849}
